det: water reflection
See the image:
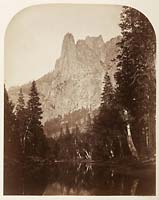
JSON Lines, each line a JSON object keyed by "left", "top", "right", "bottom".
{"left": 4, "top": 162, "right": 155, "bottom": 195}
{"left": 44, "top": 162, "right": 155, "bottom": 195}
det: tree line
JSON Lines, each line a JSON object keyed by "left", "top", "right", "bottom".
{"left": 4, "top": 81, "right": 49, "bottom": 163}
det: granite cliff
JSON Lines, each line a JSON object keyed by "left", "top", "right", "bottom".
{"left": 9, "top": 33, "right": 120, "bottom": 123}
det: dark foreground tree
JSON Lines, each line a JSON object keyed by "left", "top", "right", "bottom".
{"left": 25, "top": 81, "right": 48, "bottom": 157}
{"left": 4, "top": 86, "right": 21, "bottom": 160}
{"left": 4, "top": 87, "right": 22, "bottom": 195}
{"left": 92, "top": 73, "right": 130, "bottom": 161}
{"left": 15, "top": 88, "right": 26, "bottom": 155}
{"left": 115, "top": 6, "right": 156, "bottom": 157}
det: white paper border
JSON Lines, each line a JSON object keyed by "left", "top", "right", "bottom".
{"left": 0, "top": 0, "right": 158, "bottom": 199}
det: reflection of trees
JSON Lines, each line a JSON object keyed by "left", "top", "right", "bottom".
{"left": 4, "top": 160, "right": 50, "bottom": 195}
{"left": 52, "top": 162, "right": 94, "bottom": 194}
{"left": 6, "top": 161, "right": 155, "bottom": 195}
{"left": 4, "top": 162, "right": 23, "bottom": 195}
{"left": 45, "top": 163, "right": 155, "bottom": 195}
{"left": 22, "top": 163, "right": 49, "bottom": 195}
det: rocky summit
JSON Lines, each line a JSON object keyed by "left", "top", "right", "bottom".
{"left": 9, "top": 33, "right": 120, "bottom": 123}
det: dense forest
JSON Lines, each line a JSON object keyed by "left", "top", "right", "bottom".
{"left": 4, "top": 6, "right": 156, "bottom": 195}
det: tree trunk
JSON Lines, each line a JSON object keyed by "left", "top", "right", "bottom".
{"left": 118, "top": 136, "right": 124, "bottom": 158}
{"left": 83, "top": 149, "right": 92, "bottom": 160}
{"left": 126, "top": 123, "right": 139, "bottom": 160}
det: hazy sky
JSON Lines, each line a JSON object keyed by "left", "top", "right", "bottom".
{"left": 5, "top": 4, "right": 122, "bottom": 88}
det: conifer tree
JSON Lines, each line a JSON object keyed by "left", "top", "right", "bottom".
{"left": 100, "top": 72, "right": 114, "bottom": 110}
{"left": 115, "top": 6, "right": 156, "bottom": 156}
{"left": 25, "top": 81, "right": 48, "bottom": 157}
{"left": 15, "top": 88, "right": 26, "bottom": 154}
{"left": 4, "top": 86, "right": 20, "bottom": 159}
{"left": 92, "top": 73, "right": 127, "bottom": 160}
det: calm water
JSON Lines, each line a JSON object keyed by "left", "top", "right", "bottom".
{"left": 4, "top": 162, "right": 155, "bottom": 195}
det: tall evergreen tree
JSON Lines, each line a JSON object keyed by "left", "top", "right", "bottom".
{"left": 4, "top": 86, "right": 20, "bottom": 159}
{"left": 92, "top": 73, "right": 129, "bottom": 160}
{"left": 15, "top": 88, "right": 26, "bottom": 154}
{"left": 100, "top": 72, "right": 114, "bottom": 110}
{"left": 25, "top": 81, "right": 48, "bottom": 157}
{"left": 115, "top": 6, "right": 156, "bottom": 156}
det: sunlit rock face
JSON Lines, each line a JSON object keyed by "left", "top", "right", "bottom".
{"left": 9, "top": 33, "right": 120, "bottom": 122}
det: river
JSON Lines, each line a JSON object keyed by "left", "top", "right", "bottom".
{"left": 4, "top": 161, "right": 155, "bottom": 195}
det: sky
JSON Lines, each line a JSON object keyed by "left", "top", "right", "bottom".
{"left": 5, "top": 4, "right": 122, "bottom": 88}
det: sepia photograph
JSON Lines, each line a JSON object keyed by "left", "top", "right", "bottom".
{"left": 4, "top": 3, "right": 156, "bottom": 196}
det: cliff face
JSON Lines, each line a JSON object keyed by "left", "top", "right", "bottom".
{"left": 9, "top": 33, "right": 120, "bottom": 123}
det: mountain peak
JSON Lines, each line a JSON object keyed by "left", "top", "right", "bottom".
{"left": 64, "top": 32, "right": 75, "bottom": 42}
{"left": 61, "top": 33, "right": 76, "bottom": 57}
{"left": 85, "top": 35, "right": 104, "bottom": 49}
{"left": 85, "top": 34, "right": 103, "bottom": 42}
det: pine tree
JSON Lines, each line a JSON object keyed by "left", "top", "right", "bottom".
{"left": 4, "top": 86, "right": 20, "bottom": 159}
{"left": 92, "top": 73, "right": 128, "bottom": 160}
{"left": 100, "top": 72, "right": 114, "bottom": 110}
{"left": 15, "top": 88, "right": 26, "bottom": 155}
{"left": 115, "top": 6, "right": 156, "bottom": 156}
{"left": 25, "top": 81, "right": 48, "bottom": 157}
